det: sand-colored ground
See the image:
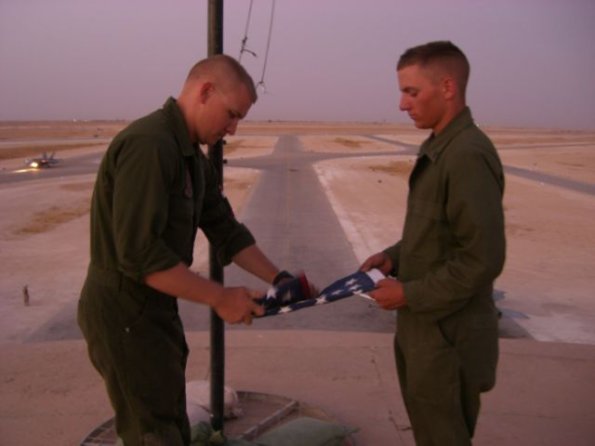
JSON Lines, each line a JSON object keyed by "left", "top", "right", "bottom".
{"left": 0, "top": 121, "right": 594, "bottom": 444}
{"left": 1, "top": 121, "right": 594, "bottom": 343}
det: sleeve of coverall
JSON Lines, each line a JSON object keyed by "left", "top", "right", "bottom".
{"left": 112, "top": 136, "right": 181, "bottom": 282}
{"left": 198, "top": 155, "right": 255, "bottom": 266}
{"left": 403, "top": 145, "right": 506, "bottom": 318}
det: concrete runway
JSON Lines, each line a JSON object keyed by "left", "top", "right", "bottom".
{"left": 180, "top": 135, "right": 398, "bottom": 333}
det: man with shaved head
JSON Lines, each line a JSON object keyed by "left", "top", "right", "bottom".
{"left": 78, "top": 54, "right": 292, "bottom": 445}
{"left": 361, "top": 41, "right": 506, "bottom": 445}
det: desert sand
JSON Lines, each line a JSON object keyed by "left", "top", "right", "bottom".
{"left": 0, "top": 121, "right": 594, "bottom": 444}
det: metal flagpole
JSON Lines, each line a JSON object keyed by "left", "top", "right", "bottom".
{"left": 207, "top": 0, "right": 226, "bottom": 433}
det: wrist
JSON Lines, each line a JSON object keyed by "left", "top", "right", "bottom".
{"left": 272, "top": 270, "right": 294, "bottom": 286}
{"left": 206, "top": 283, "right": 226, "bottom": 309}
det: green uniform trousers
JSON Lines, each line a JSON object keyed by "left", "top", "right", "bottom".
{"left": 78, "top": 266, "right": 190, "bottom": 445}
{"left": 394, "top": 302, "right": 499, "bottom": 446}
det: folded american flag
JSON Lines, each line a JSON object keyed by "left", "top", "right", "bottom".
{"left": 255, "top": 269, "right": 385, "bottom": 317}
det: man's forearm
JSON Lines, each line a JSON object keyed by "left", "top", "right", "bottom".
{"left": 232, "top": 244, "right": 279, "bottom": 284}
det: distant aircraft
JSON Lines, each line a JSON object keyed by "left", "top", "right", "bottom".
{"left": 24, "top": 152, "right": 59, "bottom": 168}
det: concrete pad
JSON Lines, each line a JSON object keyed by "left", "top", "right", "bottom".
{"left": 5, "top": 331, "right": 594, "bottom": 445}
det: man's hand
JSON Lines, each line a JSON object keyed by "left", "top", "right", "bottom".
{"left": 369, "top": 278, "right": 407, "bottom": 311}
{"left": 212, "top": 287, "right": 265, "bottom": 325}
{"left": 360, "top": 252, "right": 394, "bottom": 276}
{"left": 274, "top": 271, "right": 320, "bottom": 299}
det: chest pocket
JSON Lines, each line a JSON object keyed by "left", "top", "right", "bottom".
{"left": 168, "top": 167, "right": 194, "bottom": 221}
{"left": 404, "top": 155, "right": 449, "bottom": 253}
{"left": 180, "top": 157, "right": 206, "bottom": 226}
{"left": 406, "top": 198, "right": 446, "bottom": 244}
{"left": 402, "top": 197, "right": 450, "bottom": 271}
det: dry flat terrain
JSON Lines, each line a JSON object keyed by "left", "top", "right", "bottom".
{"left": 0, "top": 120, "right": 594, "bottom": 444}
{"left": 0, "top": 120, "right": 594, "bottom": 343}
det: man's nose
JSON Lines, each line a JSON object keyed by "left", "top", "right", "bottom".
{"left": 226, "top": 119, "right": 239, "bottom": 136}
{"left": 399, "top": 95, "right": 409, "bottom": 111}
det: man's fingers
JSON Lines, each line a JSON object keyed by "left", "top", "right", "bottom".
{"left": 246, "top": 289, "right": 265, "bottom": 316}
{"left": 251, "top": 300, "right": 265, "bottom": 316}
{"left": 243, "top": 288, "right": 264, "bottom": 317}
{"left": 360, "top": 253, "right": 383, "bottom": 272}
{"left": 248, "top": 288, "right": 264, "bottom": 299}
{"left": 359, "top": 260, "right": 372, "bottom": 272}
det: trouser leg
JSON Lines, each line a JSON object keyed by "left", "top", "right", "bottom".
{"left": 394, "top": 330, "right": 472, "bottom": 446}
{"left": 78, "top": 279, "right": 190, "bottom": 445}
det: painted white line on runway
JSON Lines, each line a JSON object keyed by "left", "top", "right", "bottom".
{"left": 517, "top": 313, "right": 595, "bottom": 345}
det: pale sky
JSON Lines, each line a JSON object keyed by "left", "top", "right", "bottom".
{"left": 1, "top": 0, "right": 594, "bottom": 130}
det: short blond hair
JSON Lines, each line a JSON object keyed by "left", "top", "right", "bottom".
{"left": 186, "top": 54, "right": 257, "bottom": 103}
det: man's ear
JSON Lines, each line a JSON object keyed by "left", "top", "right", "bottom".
{"left": 198, "top": 81, "right": 215, "bottom": 104}
{"left": 442, "top": 76, "right": 457, "bottom": 100}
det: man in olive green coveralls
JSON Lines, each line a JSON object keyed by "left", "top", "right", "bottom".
{"left": 78, "top": 55, "right": 292, "bottom": 445}
{"left": 361, "top": 41, "right": 506, "bottom": 445}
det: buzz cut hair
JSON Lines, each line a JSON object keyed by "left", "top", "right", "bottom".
{"left": 186, "top": 54, "right": 258, "bottom": 103}
{"left": 397, "top": 41, "right": 470, "bottom": 94}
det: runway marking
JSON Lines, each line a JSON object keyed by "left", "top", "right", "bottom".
{"left": 518, "top": 313, "right": 595, "bottom": 345}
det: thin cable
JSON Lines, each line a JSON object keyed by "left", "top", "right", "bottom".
{"left": 239, "top": 0, "right": 256, "bottom": 62}
{"left": 257, "top": 0, "right": 276, "bottom": 92}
